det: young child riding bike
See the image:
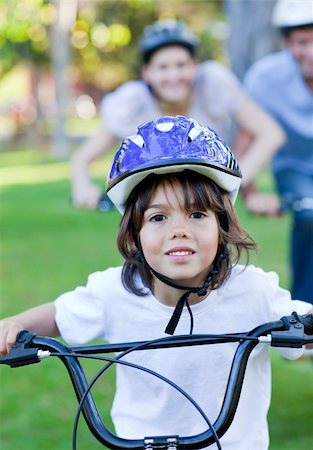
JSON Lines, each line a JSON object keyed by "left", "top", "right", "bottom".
{"left": 0, "top": 116, "right": 312, "bottom": 449}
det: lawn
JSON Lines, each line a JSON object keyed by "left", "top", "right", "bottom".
{"left": 0, "top": 149, "right": 312, "bottom": 450}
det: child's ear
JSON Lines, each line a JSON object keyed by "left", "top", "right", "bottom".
{"left": 128, "top": 238, "right": 139, "bottom": 252}
{"left": 128, "top": 238, "right": 136, "bottom": 250}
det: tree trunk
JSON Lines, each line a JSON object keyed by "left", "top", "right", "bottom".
{"left": 50, "top": 0, "right": 77, "bottom": 158}
{"left": 224, "top": 0, "right": 280, "bottom": 81}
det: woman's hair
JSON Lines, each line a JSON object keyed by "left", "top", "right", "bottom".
{"left": 143, "top": 43, "right": 197, "bottom": 64}
{"left": 117, "top": 170, "right": 257, "bottom": 296}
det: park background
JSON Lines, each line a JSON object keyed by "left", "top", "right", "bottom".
{"left": 0, "top": 1, "right": 312, "bottom": 449}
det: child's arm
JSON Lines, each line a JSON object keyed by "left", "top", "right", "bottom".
{"left": 0, "top": 302, "right": 59, "bottom": 355}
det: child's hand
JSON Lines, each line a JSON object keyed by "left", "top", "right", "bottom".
{"left": 0, "top": 319, "right": 24, "bottom": 355}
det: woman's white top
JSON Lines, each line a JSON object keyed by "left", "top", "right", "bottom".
{"left": 100, "top": 60, "right": 246, "bottom": 143}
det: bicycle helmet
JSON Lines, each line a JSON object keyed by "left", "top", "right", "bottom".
{"left": 272, "top": 0, "right": 313, "bottom": 29}
{"left": 139, "top": 19, "right": 198, "bottom": 63}
{"left": 107, "top": 115, "right": 242, "bottom": 213}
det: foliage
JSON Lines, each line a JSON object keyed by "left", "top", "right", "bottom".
{"left": 0, "top": 0, "right": 54, "bottom": 75}
{"left": 1, "top": 0, "right": 225, "bottom": 89}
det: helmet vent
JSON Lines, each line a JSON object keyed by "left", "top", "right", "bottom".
{"left": 129, "top": 134, "right": 145, "bottom": 148}
{"left": 155, "top": 121, "right": 174, "bottom": 132}
{"left": 187, "top": 127, "right": 201, "bottom": 142}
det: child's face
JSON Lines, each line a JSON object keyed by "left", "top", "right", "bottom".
{"left": 139, "top": 180, "right": 219, "bottom": 290}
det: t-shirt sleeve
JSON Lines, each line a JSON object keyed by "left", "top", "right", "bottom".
{"left": 54, "top": 269, "right": 115, "bottom": 345}
{"left": 197, "top": 61, "right": 246, "bottom": 116}
{"left": 100, "top": 81, "right": 153, "bottom": 139}
{"left": 233, "top": 266, "right": 311, "bottom": 360}
{"left": 264, "top": 270, "right": 312, "bottom": 359}
{"left": 265, "top": 271, "right": 310, "bottom": 317}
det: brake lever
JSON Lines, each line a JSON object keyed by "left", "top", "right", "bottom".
{"left": 0, "top": 330, "right": 47, "bottom": 368}
{"left": 270, "top": 312, "right": 313, "bottom": 348}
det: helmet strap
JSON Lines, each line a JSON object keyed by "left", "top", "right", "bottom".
{"left": 136, "top": 247, "right": 228, "bottom": 335}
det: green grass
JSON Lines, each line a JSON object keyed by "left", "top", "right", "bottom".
{"left": 0, "top": 150, "right": 312, "bottom": 449}
{"left": 269, "top": 352, "right": 313, "bottom": 450}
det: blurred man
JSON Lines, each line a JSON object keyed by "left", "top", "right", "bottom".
{"left": 241, "top": 0, "right": 313, "bottom": 303}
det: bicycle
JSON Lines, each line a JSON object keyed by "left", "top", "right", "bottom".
{"left": 279, "top": 194, "right": 313, "bottom": 215}
{"left": 1, "top": 311, "right": 312, "bottom": 450}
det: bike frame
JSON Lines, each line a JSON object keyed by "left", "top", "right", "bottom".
{"left": 1, "top": 312, "right": 312, "bottom": 450}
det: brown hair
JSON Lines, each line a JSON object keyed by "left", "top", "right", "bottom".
{"left": 281, "top": 23, "right": 313, "bottom": 38}
{"left": 117, "top": 170, "right": 257, "bottom": 296}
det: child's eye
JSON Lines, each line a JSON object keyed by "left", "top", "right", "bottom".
{"left": 150, "top": 214, "right": 166, "bottom": 222}
{"left": 190, "top": 211, "right": 206, "bottom": 219}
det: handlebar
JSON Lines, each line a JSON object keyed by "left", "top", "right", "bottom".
{"left": 1, "top": 312, "right": 312, "bottom": 449}
{"left": 279, "top": 195, "right": 313, "bottom": 214}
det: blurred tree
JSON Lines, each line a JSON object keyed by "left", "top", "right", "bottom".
{"left": 224, "top": 0, "right": 279, "bottom": 81}
{"left": 1, "top": 0, "right": 227, "bottom": 151}
{"left": 1, "top": 0, "right": 57, "bottom": 142}
{"left": 51, "top": 0, "right": 77, "bottom": 158}
{"left": 70, "top": 0, "right": 226, "bottom": 92}
{"left": 1, "top": 0, "right": 226, "bottom": 90}
{"left": 0, "top": 0, "right": 53, "bottom": 77}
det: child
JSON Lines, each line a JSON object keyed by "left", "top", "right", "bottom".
{"left": 0, "top": 116, "right": 312, "bottom": 449}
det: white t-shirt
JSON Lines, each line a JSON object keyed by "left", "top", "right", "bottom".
{"left": 55, "top": 264, "right": 311, "bottom": 449}
{"left": 100, "top": 60, "right": 246, "bottom": 143}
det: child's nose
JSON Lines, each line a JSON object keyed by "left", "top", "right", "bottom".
{"left": 170, "top": 219, "right": 190, "bottom": 239}
{"left": 171, "top": 229, "right": 188, "bottom": 238}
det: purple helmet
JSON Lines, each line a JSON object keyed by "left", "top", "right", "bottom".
{"left": 107, "top": 116, "right": 242, "bottom": 213}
